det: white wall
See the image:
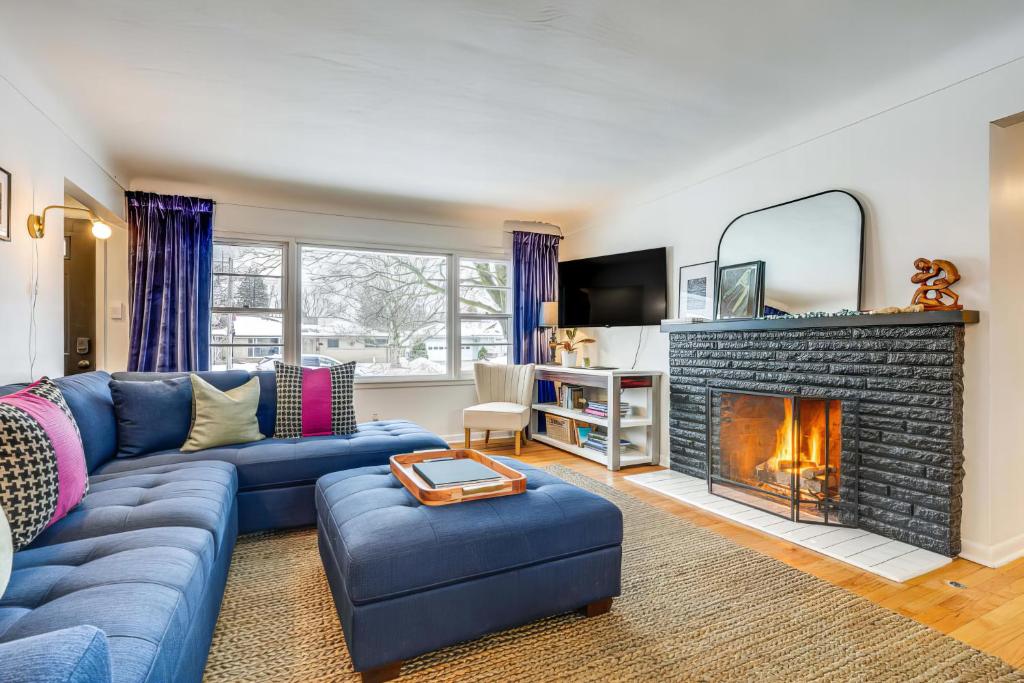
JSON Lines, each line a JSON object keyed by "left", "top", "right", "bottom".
{"left": 986, "top": 121, "right": 1024, "bottom": 564}
{"left": 564, "top": 55, "right": 1024, "bottom": 566}
{"left": 95, "top": 223, "right": 130, "bottom": 372}
{"left": 0, "top": 45, "right": 125, "bottom": 384}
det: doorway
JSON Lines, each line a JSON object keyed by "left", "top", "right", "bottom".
{"left": 63, "top": 217, "right": 96, "bottom": 374}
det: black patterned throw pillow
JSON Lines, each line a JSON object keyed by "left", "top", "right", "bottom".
{"left": 0, "top": 377, "right": 91, "bottom": 552}
{"left": 273, "top": 361, "right": 356, "bottom": 438}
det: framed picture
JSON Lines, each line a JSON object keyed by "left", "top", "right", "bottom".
{"left": 0, "top": 166, "right": 10, "bottom": 242}
{"left": 717, "top": 260, "right": 765, "bottom": 320}
{"left": 677, "top": 260, "right": 716, "bottom": 320}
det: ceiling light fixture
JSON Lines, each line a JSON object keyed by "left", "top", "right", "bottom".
{"left": 27, "top": 205, "right": 114, "bottom": 240}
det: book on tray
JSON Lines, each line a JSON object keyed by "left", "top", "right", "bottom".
{"left": 412, "top": 458, "right": 502, "bottom": 488}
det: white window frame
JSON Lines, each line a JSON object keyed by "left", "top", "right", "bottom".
{"left": 456, "top": 255, "right": 512, "bottom": 378}
{"left": 211, "top": 233, "right": 510, "bottom": 385}
{"left": 210, "top": 238, "right": 292, "bottom": 370}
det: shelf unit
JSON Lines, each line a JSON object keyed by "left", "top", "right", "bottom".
{"left": 529, "top": 365, "right": 662, "bottom": 471}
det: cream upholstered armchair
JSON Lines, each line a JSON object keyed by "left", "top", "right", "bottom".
{"left": 464, "top": 363, "right": 536, "bottom": 455}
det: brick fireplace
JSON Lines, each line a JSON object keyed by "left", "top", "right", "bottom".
{"left": 662, "top": 311, "right": 978, "bottom": 557}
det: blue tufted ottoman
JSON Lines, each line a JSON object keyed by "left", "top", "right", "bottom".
{"left": 315, "top": 457, "right": 623, "bottom": 682}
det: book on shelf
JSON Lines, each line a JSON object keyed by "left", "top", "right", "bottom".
{"left": 557, "top": 384, "right": 585, "bottom": 411}
{"left": 582, "top": 401, "right": 630, "bottom": 418}
{"left": 583, "top": 434, "right": 634, "bottom": 454}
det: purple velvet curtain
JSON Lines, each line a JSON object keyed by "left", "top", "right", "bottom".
{"left": 126, "top": 191, "right": 214, "bottom": 372}
{"left": 513, "top": 231, "right": 559, "bottom": 403}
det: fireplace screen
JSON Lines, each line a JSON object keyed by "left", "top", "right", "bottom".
{"left": 707, "top": 389, "right": 851, "bottom": 525}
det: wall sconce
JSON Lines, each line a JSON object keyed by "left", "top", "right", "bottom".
{"left": 27, "top": 205, "right": 112, "bottom": 240}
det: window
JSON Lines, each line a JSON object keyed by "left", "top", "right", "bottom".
{"left": 210, "top": 242, "right": 285, "bottom": 370}
{"left": 300, "top": 246, "right": 449, "bottom": 377}
{"left": 457, "top": 258, "right": 511, "bottom": 373}
{"left": 209, "top": 239, "right": 510, "bottom": 381}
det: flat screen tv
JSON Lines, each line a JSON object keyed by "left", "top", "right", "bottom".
{"left": 558, "top": 247, "right": 667, "bottom": 327}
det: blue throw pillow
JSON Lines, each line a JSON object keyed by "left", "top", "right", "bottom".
{"left": 54, "top": 371, "right": 117, "bottom": 472}
{"left": 109, "top": 377, "right": 192, "bottom": 457}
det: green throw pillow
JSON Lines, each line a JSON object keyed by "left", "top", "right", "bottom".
{"left": 182, "top": 375, "right": 265, "bottom": 452}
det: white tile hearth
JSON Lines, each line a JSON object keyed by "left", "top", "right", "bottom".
{"left": 625, "top": 469, "right": 952, "bottom": 582}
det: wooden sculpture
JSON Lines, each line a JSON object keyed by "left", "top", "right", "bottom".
{"left": 910, "top": 258, "right": 963, "bottom": 311}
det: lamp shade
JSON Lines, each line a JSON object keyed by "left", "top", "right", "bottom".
{"left": 540, "top": 301, "right": 559, "bottom": 327}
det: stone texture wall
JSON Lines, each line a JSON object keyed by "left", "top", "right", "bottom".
{"left": 669, "top": 324, "right": 965, "bottom": 556}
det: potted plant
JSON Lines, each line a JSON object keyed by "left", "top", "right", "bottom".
{"left": 551, "top": 328, "right": 595, "bottom": 367}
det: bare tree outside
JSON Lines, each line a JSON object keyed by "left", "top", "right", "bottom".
{"left": 302, "top": 247, "right": 449, "bottom": 375}
{"left": 210, "top": 242, "right": 511, "bottom": 375}
{"left": 211, "top": 243, "right": 285, "bottom": 370}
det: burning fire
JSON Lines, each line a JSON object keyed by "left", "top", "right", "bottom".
{"left": 764, "top": 399, "right": 825, "bottom": 478}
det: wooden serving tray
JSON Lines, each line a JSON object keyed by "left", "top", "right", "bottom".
{"left": 390, "top": 449, "right": 527, "bottom": 506}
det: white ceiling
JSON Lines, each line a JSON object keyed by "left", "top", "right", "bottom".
{"left": 3, "top": 1, "right": 1024, "bottom": 225}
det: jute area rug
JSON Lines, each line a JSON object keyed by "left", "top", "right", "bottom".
{"left": 204, "top": 466, "right": 1022, "bottom": 682}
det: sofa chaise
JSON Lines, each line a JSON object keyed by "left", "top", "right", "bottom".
{"left": 0, "top": 370, "right": 448, "bottom": 683}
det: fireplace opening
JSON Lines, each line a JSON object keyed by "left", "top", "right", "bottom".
{"left": 707, "top": 389, "right": 851, "bottom": 526}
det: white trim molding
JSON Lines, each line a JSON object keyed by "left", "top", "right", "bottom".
{"left": 960, "top": 533, "right": 1024, "bottom": 568}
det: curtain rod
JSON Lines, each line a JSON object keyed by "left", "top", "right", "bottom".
{"left": 503, "top": 221, "right": 564, "bottom": 240}
{"left": 502, "top": 230, "right": 564, "bottom": 240}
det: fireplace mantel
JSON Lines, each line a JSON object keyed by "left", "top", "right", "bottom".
{"left": 660, "top": 309, "right": 978, "bottom": 334}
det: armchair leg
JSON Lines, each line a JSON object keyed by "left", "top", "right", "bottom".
{"left": 515, "top": 430, "right": 522, "bottom": 456}
{"left": 484, "top": 430, "right": 490, "bottom": 445}
{"left": 464, "top": 428, "right": 471, "bottom": 447}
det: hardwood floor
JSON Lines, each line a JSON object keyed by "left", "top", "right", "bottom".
{"left": 478, "top": 436, "right": 1024, "bottom": 669}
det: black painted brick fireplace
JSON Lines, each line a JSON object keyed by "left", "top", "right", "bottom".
{"left": 667, "top": 321, "right": 966, "bottom": 556}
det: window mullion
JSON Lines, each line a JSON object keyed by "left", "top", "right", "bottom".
{"left": 448, "top": 254, "right": 459, "bottom": 380}
{"left": 286, "top": 241, "right": 299, "bottom": 365}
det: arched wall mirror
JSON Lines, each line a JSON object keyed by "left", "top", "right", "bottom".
{"left": 716, "top": 190, "right": 864, "bottom": 317}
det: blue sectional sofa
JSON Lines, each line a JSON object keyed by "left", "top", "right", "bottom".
{"left": 0, "top": 370, "right": 448, "bottom": 683}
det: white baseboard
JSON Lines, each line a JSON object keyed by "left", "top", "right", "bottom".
{"left": 960, "top": 532, "right": 1024, "bottom": 568}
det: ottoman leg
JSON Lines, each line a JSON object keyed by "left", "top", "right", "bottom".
{"left": 360, "top": 661, "right": 402, "bottom": 683}
{"left": 578, "top": 597, "right": 613, "bottom": 617}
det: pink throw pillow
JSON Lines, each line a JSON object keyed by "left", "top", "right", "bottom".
{"left": 273, "top": 361, "right": 357, "bottom": 438}
{"left": 1, "top": 379, "right": 89, "bottom": 529}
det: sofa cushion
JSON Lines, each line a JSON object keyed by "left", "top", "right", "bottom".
{"left": 55, "top": 372, "right": 117, "bottom": 472}
{"left": 0, "top": 391, "right": 61, "bottom": 551}
{"left": 0, "top": 625, "right": 112, "bottom": 683}
{"left": 93, "top": 420, "right": 448, "bottom": 492}
{"left": 113, "top": 370, "right": 275, "bottom": 437}
{"left": 253, "top": 371, "right": 276, "bottom": 437}
{"left": 463, "top": 401, "right": 530, "bottom": 431}
{"left": 315, "top": 457, "right": 623, "bottom": 605}
{"left": 28, "top": 461, "right": 237, "bottom": 556}
{"left": 15, "top": 379, "right": 91, "bottom": 531}
{"left": 1, "top": 526, "right": 216, "bottom": 683}
{"left": 110, "top": 377, "right": 193, "bottom": 457}
{"left": 110, "top": 371, "right": 256, "bottom": 456}
{"left": 273, "top": 361, "right": 356, "bottom": 437}
{"left": 182, "top": 375, "right": 264, "bottom": 452}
